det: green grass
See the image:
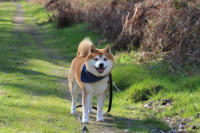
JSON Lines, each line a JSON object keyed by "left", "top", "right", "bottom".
{"left": 0, "top": 2, "right": 80, "bottom": 133}
{"left": 1, "top": 1, "right": 200, "bottom": 132}
{"left": 112, "top": 54, "right": 200, "bottom": 131}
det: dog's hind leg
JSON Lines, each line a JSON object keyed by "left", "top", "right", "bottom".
{"left": 70, "top": 81, "right": 79, "bottom": 114}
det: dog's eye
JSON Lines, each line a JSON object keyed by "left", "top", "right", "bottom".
{"left": 104, "top": 58, "right": 107, "bottom": 61}
{"left": 94, "top": 58, "right": 98, "bottom": 61}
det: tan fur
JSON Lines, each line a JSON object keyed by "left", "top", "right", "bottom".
{"left": 69, "top": 38, "right": 113, "bottom": 91}
{"left": 68, "top": 37, "right": 114, "bottom": 123}
{"left": 77, "top": 37, "right": 93, "bottom": 57}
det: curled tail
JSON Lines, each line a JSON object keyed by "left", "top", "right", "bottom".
{"left": 77, "top": 38, "right": 93, "bottom": 57}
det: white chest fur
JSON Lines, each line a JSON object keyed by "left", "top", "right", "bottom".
{"left": 84, "top": 76, "right": 109, "bottom": 95}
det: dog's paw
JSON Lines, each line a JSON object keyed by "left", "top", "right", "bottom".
{"left": 82, "top": 118, "right": 89, "bottom": 124}
{"left": 96, "top": 117, "right": 104, "bottom": 122}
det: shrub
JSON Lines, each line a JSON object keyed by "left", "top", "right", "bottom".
{"left": 34, "top": 0, "right": 85, "bottom": 28}
{"left": 33, "top": 0, "right": 200, "bottom": 67}
{"left": 141, "top": 0, "right": 200, "bottom": 67}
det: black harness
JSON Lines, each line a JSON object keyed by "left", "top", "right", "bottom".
{"left": 107, "top": 74, "right": 112, "bottom": 112}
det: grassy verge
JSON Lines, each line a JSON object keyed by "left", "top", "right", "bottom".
{"left": 112, "top": 56, "right": 200, "bottom": 131}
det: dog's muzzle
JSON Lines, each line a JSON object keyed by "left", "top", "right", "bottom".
{"left": 95, "top": 63, "right": 105, "bottom": 73}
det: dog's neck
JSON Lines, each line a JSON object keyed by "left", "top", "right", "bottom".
{"left": 81, "top": 64, "right": 106, "bottom": 83}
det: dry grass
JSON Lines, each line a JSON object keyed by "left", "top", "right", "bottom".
{"left": 141, "top": 0, "right": 200, "bottom": 67}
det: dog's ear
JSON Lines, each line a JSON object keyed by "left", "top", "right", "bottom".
{"left": 105, "top": 45, "right": 111, "bottom": 54}
{"left": 89, "top": 45, "right": 96, "bottom": 54}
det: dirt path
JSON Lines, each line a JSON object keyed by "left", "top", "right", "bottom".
{"left": 13, "top": 3, "right": 125, "bottom": 133}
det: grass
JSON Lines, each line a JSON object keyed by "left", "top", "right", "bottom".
{"left": 112, "top": 54, "right": 200, "bottom": 131}
{"left": 0, "top": 2, "right": 81, "bottom": 133}
{"left": 1, "top": 0, "right": 200, "bottom": 132}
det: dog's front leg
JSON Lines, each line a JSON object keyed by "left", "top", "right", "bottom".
{"left": 89, "top": 94, "right": 93, "bottom": 113}
{"left": 96, "top": 93, "right": 106, "bottom": 122}
{"left": 82, "top": 90, "right": 91, "bottom": 123}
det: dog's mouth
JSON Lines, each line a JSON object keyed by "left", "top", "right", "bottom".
{"left": 95, "top": 67, "right": 105, "bottom": 73}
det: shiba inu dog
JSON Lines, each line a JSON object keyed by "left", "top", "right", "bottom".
{"left": 68, "top": 38, "right": 114, "bottom": 123}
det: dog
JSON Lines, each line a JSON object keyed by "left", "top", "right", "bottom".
{"left": 68, "top": 38, "right": 114, "bottom": 123}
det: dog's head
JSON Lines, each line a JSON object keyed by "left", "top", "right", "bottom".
{"left": 85, "top": 45, "right": 114, "bottom": 77}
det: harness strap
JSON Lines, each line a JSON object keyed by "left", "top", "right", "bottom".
{"left": 107, "top": 74, "right": 112, "bottom": 112}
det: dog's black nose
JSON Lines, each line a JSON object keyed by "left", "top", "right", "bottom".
{"left": 99, "top": 63, "right": 104, "bottom": 68}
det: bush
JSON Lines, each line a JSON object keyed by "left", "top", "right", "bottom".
{"left": 33, "top": 0, "right": 200, "bottom": 67}
{"left": 87, "top": 1, "right": 145, "bottom": 51}
{"left": 34, "top": 0, "right": 85, "bottom": 28}
{"left": 87, "top": 0, "right": 200, "bottom": 67}
{"left": 141, "top": 0, "right": 200, "bottom": 67}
